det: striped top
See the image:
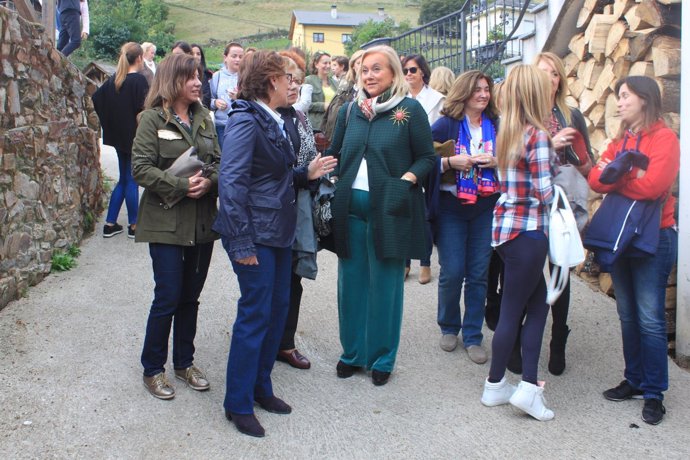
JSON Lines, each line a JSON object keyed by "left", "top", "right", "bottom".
{"left": 492, "top": 126, "right": 556, "bottom": 247}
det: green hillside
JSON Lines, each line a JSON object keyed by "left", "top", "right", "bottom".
{"left": 165, "top": 0, "right": 421, "bottom": 44}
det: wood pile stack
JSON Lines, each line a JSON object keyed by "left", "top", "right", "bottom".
{"left": 566, "top": 0, "right": 681, "bottom": 349}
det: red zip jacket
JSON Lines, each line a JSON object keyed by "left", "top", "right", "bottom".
{"left": 588, "top": 120, "right": 680, "bottom": 229}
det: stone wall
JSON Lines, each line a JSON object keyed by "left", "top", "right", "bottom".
{"left": 0, "top": 7, "right": 103, "bottom": 309}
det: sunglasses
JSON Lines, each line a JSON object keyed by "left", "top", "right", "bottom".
{"left": 403, "top": 67, "right": 419, "bottom": 75}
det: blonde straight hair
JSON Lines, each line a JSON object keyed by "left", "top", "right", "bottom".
{"left": 114, "top": 42, "right": 143, "bottom": 92}
{"left": 345, "top": 49, "right": 365, "bottom": 85}
{"left": 496, "top": 65, "right": 552, "bottom": 172}
{"left": 357, "top": 45, "right": 408, "bottom": 99}
{"left": 533, "top": 52, "right": 571, "bottom": 125}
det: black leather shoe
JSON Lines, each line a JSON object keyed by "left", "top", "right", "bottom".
{"left": 336, "top": 360, "right": 360, "bottom": 378}
{"left": 277, "top": 349, "right": 311, "bottom": 369}
{"left": 372, "top": 370, "right": 391, "bottom": 386}
{"left": 255, "top": 395, "right": 292, "bottom": 414}
{"left": 225, "top": 411, "right": 265, "bottom": 438}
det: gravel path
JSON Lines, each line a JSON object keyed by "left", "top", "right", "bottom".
{"left": 1, "top": 145, "right": 688, "bottom": 459}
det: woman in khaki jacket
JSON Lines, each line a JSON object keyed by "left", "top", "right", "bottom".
{"left": 131, "top": 54, "right": 221, "bottom": 400}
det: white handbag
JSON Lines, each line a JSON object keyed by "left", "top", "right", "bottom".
{"left": 545, "top": 185, "right": 585, "bottom": 305}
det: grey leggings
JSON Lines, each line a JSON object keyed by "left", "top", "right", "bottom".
{"left": 489, "top": 231, "right": 549, "bottom": 384}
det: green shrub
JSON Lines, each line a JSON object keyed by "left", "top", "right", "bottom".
{"left": 51, "top": 245, "right": 81, "bottom": 272}
{"left": 51, "top": 251, "right": 77, "bottom": 272}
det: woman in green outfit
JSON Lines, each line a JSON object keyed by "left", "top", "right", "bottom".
{"left": 327, "top": 45, "right": 436, "bottom": 386}
{"left": 304, "top": 51, "right": 338, "bottom": 131}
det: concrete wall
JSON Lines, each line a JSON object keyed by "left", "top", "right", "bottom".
{"left": 0, "top": 6, "right": 103, "bottom": 309}
{"left": 675, "top": 0, "right": 690, "bottom": 366}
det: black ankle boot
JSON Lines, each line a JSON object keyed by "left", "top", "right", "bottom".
{"left": 549, "top": 327, "right": 571, "bottom": 376}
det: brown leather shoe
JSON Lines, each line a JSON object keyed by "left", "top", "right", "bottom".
{"left": 419, "top": 266, "right": 431, "bottom": 284}
{"left": 276, "top": 349, "right": 311, "bottom": 369}
{"left": 143, "top": 372, "right": 175, "bottom": 400}
{"left": 174, "top": 365, "right": 210, "bottom": 391}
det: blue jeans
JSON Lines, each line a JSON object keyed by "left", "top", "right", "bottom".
{"left": 56, "top": 10, "right": 82, "bottom": 57}
{"left": 141, "top": 242, "right": 214, "bottom": 377}
{"left": 436, "top": 193, "right": 493, "bottom": 346}
{"left": 223, "top": 242, "right": 292, "bottom": 414}
{"left": 215, "top": 124, "right": 226, "bottom": 150}
{"left": 611, "top": 227, "right": 677, "bottom": 400}
{"left": 106, "top": 152, "right": 138, "bottom": 226}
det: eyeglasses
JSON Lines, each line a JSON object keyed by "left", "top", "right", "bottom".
{"left": 403, "top": 67, "right": 419, "bottom": 75}
{"left": 283, "top": 73, "right": 293, "bottom": 83}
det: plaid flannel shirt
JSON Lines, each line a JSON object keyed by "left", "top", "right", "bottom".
{"left": 492, "top": 127, "right": 556, "bottom": 247}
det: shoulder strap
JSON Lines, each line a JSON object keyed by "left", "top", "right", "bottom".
{"left": 295, "top": 110, "right": 308, "bottom": 131}
{"left": 345, "top": 101, "right": 354, "bottom": 126}
{"left": 553, "top": 106, "right": 568, "bottom": 129}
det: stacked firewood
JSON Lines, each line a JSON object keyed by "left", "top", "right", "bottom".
{"left": 565, "top": 0, "right": 681, "bottom": 352}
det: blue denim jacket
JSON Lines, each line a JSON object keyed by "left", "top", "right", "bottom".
{"left": 213, "top": 100, "right": 308, "bottom": 259}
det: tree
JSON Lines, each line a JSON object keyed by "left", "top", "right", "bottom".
{"left": 345, "top": 18, "right": 411, "bottom": 55}
{"left": 89, "top": 0, "right": 175, "bottom": 59}
{"left": 418, "top": 0, "right": 466, "bottom": 25}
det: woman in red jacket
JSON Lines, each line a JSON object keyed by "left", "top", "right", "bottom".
{"left": 588, "top": 76, "right": 680, "bottom": 425}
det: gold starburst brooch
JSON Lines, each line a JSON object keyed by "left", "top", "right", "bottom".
{"left": 390, "top": 106, "right": 410, "bottom": 126}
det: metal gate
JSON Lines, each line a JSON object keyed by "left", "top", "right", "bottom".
{"left": 364, "top": 0, "right": 543, "bottom": 78}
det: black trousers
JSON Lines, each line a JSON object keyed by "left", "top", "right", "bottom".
{"left": 486, "top": 252, "right": 570, "bottom": 335}
{"left": 279, "top": 271, "right": 303, "bottom": 350}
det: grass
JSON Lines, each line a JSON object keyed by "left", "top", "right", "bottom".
{"left": 51, "top": 245, "right": 81, "bottom": 273}
{"left": 164, "top": 0, "right": 420, "bottom": 45}
{"left": 204, "top": 38, "right": 292, "bottom": 70}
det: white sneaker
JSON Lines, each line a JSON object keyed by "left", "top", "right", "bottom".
{"left": 481, "top": 377, "right": 516, "bottom": 407}
{"left": 509, "top": 381, "right": 555, "bottom": 421}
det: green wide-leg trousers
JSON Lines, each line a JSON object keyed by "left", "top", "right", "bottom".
{"left": 337, "top": 190, "right": 405, "bottom": 373}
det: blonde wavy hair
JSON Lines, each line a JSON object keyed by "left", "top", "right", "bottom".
{"left": 533, "top": 52, "right": 572, "bottom": 125}
{"left": 496, "top": 65, "right": 552, "bottom": 172}
{"left": 429, "top": 66, "right": 455, "bottom": 96}
{"left": 357, "top": 45, "right": 408, "bottom": 99}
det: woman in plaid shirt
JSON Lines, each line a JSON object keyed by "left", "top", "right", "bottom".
{"left": 480, "top": 65, "right": 557, "bottom": 421}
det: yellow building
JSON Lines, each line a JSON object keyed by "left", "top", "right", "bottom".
{"left": 289, "top": 5, "right": 388, "bottom": 56}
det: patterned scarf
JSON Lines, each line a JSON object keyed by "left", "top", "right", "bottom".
{"left": 454, "top": 114, "right": 498, "bottom": 204}
{"left": 357, "top": 89, "right": 405, "bottom": 121}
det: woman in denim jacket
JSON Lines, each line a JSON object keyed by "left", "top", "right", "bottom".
{"left": 213, "top": 51, "right": 336, "bottom": 438}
